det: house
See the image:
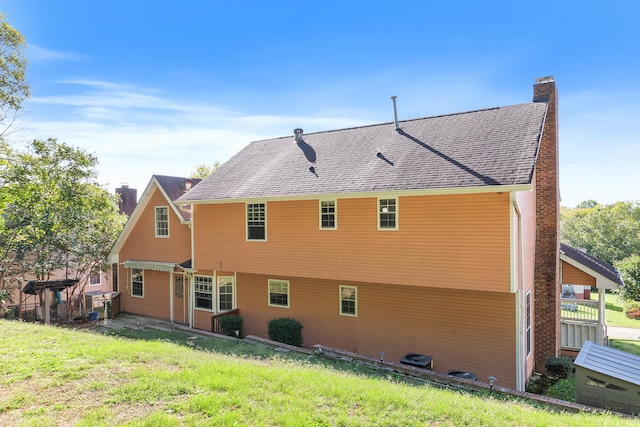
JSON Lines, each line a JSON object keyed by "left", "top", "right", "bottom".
{"left": 559, "top": 243, "right": 624, "bottom": 352}
{"left": 109, "top": 175, "right": 200, "bottom": 324}
{"left": 109, "top": 77, "right": 560, "bottom": 390}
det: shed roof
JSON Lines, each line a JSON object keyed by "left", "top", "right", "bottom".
{"left": 574, "top": 341, "right": 640, "bottom": 386}
{"left": 178, "top": 102, "right": 548, "bottom": 202}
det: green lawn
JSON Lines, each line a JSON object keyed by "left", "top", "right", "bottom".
{"left": 603, "top": 292, "right": 640, "bottom": 328}
{"left": 1, "top": 321, "right": 636, "bottom": 426}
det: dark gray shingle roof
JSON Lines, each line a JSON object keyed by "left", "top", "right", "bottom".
{"left": 153, "top": 175, "right": 201, "bottom": 220}
{"left": 179, "top": 103, "right": 547, "bottom": 202}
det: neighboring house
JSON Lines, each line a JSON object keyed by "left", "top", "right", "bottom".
{"left": 560, "top": 243, "right": 624, "bottom": 351}
{"left": 109, "top": 175, "right": 200, "bottom": 324}
{"left": 110, "top": 78, "right": 560, "bottom": 390}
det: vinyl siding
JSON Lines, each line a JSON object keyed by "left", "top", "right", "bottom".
{"left": 118, "top": 185, "right": 193, "bottom": 317}
{"left": 236, "top": 272, "right": 519, "bottom": 388}
{"left": 193, "top": 192, "right": 512, "bottom": 293}
{"left": 562, "top": 261, "right": 597, "bottom": 286}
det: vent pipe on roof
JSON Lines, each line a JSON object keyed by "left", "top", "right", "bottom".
{"left": 294, "top": 128, "right": 304, "bottom": 143}
{"left": 391, "top": 96, "right": 400, "bottom": 131}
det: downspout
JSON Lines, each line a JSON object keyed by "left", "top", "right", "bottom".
{"left": 189, "top": 206, "right": 196, "bottom": 329}
{"left": 512, "top": 194, "right": 526, "bottom": 391}
{"left": 169, "top": 272, "right": 174, "bottom": 322}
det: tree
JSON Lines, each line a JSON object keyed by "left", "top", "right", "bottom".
{"left": 191, "top": 161, "right": 220, "bottom": 179}
{"left": 0, "top": 13, "right": 30, "bottom": 137}
{"left": 0, "top": 138, "right": 127, "bottom": 316}
{"left": 560, "top": 201, "right": 640, "bottom": 265}
{"left": 614, "top": 254, "right": 640, "bottom": 303}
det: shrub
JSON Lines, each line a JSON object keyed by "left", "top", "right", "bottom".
{"left": 545, "top": 357, "right": 574, "bottom": 379}
{"left": 624, "top": 301, "right": 640, "bottom": 320}
{"left": 268, "top": 317, "right": 303, "bottom": 347}
{"left": 220, "top": 315, "right": 243, "bottom": 338}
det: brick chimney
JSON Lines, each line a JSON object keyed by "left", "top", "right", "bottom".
{"left": 532, "top": 76, "right": 561, "bottom": 371}
{"left": 116, "top": 184, "right": 137, "bottom": 216}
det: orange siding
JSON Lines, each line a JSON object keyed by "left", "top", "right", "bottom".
{"left": 236, "top": 273, "right": 519, "bottom": 388}
{"left": 562, "top": 261, "right": 596, "bottom": 286}
{"left": 118, "top": 185, "right": 193, "bottom": 317}
{"left": 193, "top": 192, "right": 512, "bottom": 293}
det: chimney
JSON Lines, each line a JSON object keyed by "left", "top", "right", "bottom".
{"left": 116, "top": 184, "right": 137, "bottom": 216}
{"left": 532, "top": 76, "right": 561, "bottom": 372}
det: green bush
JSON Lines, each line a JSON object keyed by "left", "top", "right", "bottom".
{"left": 220, "top": 315, "right": 243, "bottom": 338}
{"left": 268, "top": 317, "right": 303, "bottom": 347}
{"left": 545, "top": 357, "right": 574, "bottom": 379}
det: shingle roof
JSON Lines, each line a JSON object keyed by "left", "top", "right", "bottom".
{"left": 178, "top": 102, "right": 548, "bottom": 202}
{"left": 560, "top": 243, "right": 624, "bottom": 287}
{"left": 153, "top": 175, "right": 201, "bottom": 220}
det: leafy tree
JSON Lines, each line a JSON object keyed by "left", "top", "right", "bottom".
{"left": 614, "top": 254, "right": 640, "bottom": 302}
{"left": 0, "top": 13, "right": 30, "bottom": 136}
{"left": 191, "top": 161, "right": 220, "bottom": 179}
{"left": 0, "top": 138, "right": 126, "bottom": 316}
{"left": 560, "top": 201, "right": 640, "bottom": 264}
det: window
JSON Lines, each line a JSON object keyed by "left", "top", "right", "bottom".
{"left": 268, "top": 279, "right": 289, "bottom": 308}
{"left": 320, "top": 200, "right": 336, "bottom": 229}
{"left": 131, "top": 268, "right": 143, "bottom": 297}
{"left": 89, "top": 273, "right": 101, "bottom": 286}
{"left": 155, "top": 206, "right": 169, "bottom": 237}
{"left": 247, "top": 203, "right": 266, "bottom": 240}
{"left": 112, "top": 263, "right": 119, "bottom": 292}
{"left": 194, "top": 276, "right": 213, "bottom": 310}
{"left": 378, "top": 198, "right": 397, "bottom": 229}
{"left": 175, "top": 275, "right": 184, "bottom": 298}
{"left": 340, "top": 286, "right": 357, "bottom": 316}
{"left": 526, "top": 291, "right": 531, "bottom": 356}
{"left": 218, "top": 276, "right": 234, "bottom": 311}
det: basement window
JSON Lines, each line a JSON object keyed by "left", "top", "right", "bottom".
{"left": 340, "top": 286, "right": 357, "bottom": 317}
{"left": 268, "top": 279, "right": 289, "bottom": 308}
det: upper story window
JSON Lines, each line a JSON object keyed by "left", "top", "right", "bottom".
{"left": 340, "top": 285, "right": 357, "bottom": 317}
{"left": 155, "top": 206, "right": 169, "bottom": 237}
{"left": 89, "top": 273, "right": 101, "bottom": 286}
{"left": 131, "top": 268, "right": 144, "bottom": 297}
{"left": 194, "top": 276, "right": 213, "bottom": 310}
{"left": 378, "top": 198, "right": 397, "bottom": 230}
{"left": 320, "top": 200, "right": 336, "bottom": 229}
{"left": 268, "top": 279, "right": 289, "bottom": 308}
{"left": 247, "top": 203, "right": 266, "bottom": 241}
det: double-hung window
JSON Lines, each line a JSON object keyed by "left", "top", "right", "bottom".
{"left": 320, "top": 200, "right": 336, "bottom": 229}
{"left": 247, "top": 203, "right": 266, "bottom": 240}
{"left": 194, "top": 276, "right": 213, "bottom": 310}
{"left": 268, "top": 279, "right": 289, "bottom": 308}
{"left": 218, "top": 276, "right": 235, "bottom": 311}
{"left": 155, "top": 206, "right": 169, "bottom": 237}
{"left": 340, "top": 286, "right": 357, "bottom": 316}
{"left": 131, "top": 268, "right": 144, "bottom": 297}
{"left": 378, "top": 198, "right": 397, "bottom": 230}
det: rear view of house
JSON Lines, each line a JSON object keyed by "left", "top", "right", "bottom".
{"left": 110, "top": 78, "right": 561, "bottom": 390}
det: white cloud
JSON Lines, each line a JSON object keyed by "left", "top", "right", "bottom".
{"left": 27, "top": 45, "right": 84, "bottom": 62}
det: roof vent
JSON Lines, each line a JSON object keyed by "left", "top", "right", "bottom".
{"left": 391, "top": 96, "right": 400, "bottom": 131}
{"left": 294, "top": 128, "right": 304, "bottom": 143}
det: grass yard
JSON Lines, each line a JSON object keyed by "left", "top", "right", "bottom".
{"left": 1, "top": 321, "right": 637, "bottom": 426}
{"left": 603, "top": 292, "right": 640, "bottom": 328}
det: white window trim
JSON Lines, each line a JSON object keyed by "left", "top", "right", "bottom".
{"left": 268, "top": 279, "right": 290, "bottom": 308}
{"left": 319, "top": 199, "right": 337, "bottom": 230}
{"left": 217, "top": 276, "right": 236, "bottom": 312}
{"left": 339, "top": 285, "right": 358, "bottom": 317}
{"left": 155, "top": 206, "right": 170, "bottom": 238}
{"left": 377, "top": 197, "right": 398, "bottom": 230}
{"left": 246, "top": 202, "right": 267, "bottom": 241}
{"left": 131, "top": 268, "right": 144, "bottom": 298}
{"left": 89, "top": 273, "right": 101, "bottom": 287}
{"left": 194, "top": 275, "right": 214, "bottom": 312}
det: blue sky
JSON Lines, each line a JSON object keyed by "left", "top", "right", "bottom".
{"left": 2, "top": 0, "right": 639, "bottom": 207}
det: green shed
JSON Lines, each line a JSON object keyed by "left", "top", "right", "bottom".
{"left": 574, "top": 340, "right": 640, "bottom": 415}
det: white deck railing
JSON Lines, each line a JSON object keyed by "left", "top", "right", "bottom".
{"left": 560, "top": 298, "right": 598, "bottom": 322}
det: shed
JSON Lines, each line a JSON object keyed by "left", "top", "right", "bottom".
{"left": 574, "top": 340, "right": 640, "bottom": 415}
